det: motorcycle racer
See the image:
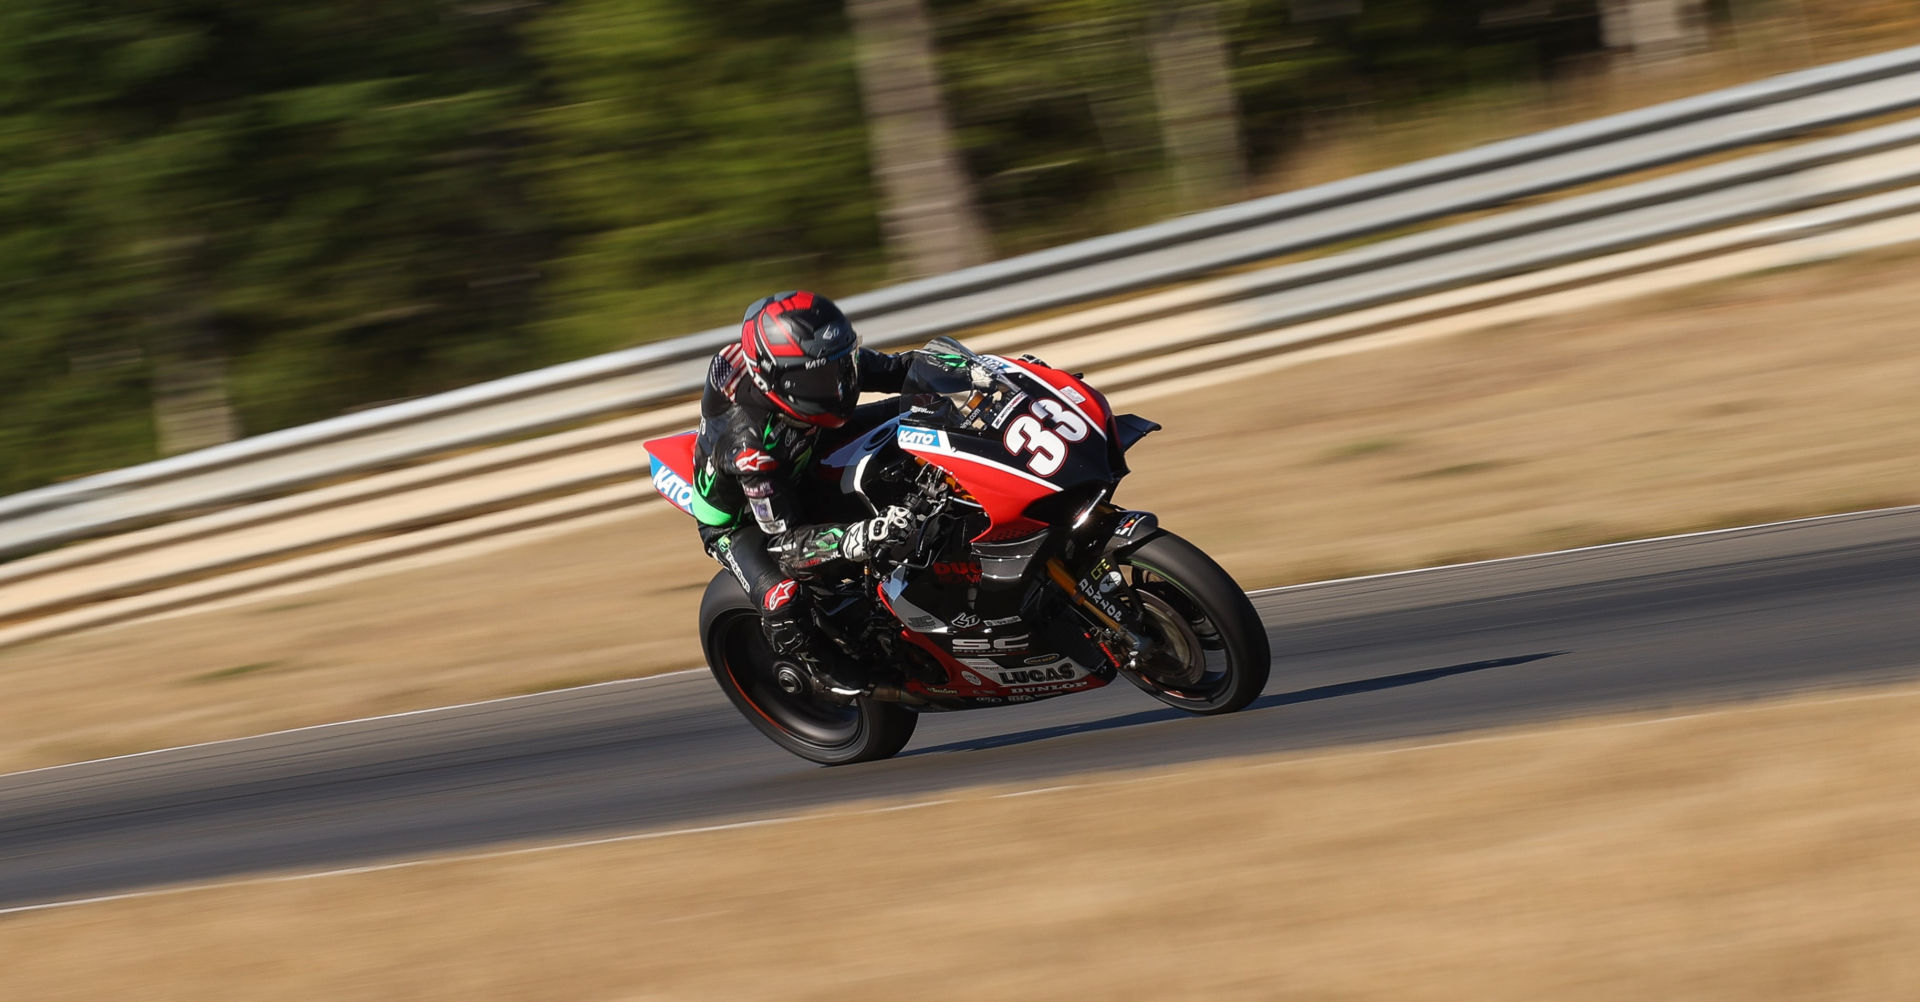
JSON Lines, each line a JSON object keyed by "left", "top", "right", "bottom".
{"left": 689, "top": 290, "right": 914, "bottom": 689}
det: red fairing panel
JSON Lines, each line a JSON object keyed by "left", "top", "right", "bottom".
{"left": 895, "top": 438, "right": 1052, "bottom": 540}
{"left": 931, "top": 451, "right": 1050, "bottom": 538}
{"left": 1007, "top": 358, "right": 1114, "bottom": 437}
{"left": 643, "top": 431, "right": 701, "bottom": 517}
{"left": 643, "top": 431, "right": 698, "bottom": 481}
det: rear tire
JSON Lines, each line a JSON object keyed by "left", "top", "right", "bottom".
{"left": 1117, "top": 532, "right": 1271, "bottom": 715}
{"left": 698, "top": 573, "right": 917, "bottom": 765}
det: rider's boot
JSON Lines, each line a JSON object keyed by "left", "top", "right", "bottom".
{"left": 764, "top": 611, "right": 870, "bottom": 697}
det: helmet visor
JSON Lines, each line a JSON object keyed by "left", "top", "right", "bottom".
{"left": 774, "top": 350, "right": 860, "bottom": 416}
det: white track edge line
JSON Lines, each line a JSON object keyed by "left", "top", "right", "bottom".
{"left": 5, "top": 501, "right": 1915, "bottom": 785}
{"left": 4, "top": 680, "right": 1915, "bottom": 920}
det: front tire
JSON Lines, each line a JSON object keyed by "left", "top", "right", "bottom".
{"left": 698, "top": 573, "right": 917, "bottom": 765}
{"left": 1117, "top": 532, "right": 1271, "bottom": 714}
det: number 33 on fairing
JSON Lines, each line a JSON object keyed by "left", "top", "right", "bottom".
{"left": 1002, "top": 399, "right": 1089, "bottom": 477}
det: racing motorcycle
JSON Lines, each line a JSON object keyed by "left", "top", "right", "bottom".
{"left": 644, "top": 338, "right": 1269, "bottom": 765}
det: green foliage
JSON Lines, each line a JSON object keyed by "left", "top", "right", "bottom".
{"left": 0, "top": 0, "right": 1632, "bottom": 496}
{"left": 931, "top": 0, "right": 1571, "bottom": 249}
{"left": 0, "top": 0, "right": 553, "bottom": 492}
{"left": 526, "top": 0, "right": 884, "bottom": 352}
{"left": 931, "top": 0, "right": 1171, "bottom": 248}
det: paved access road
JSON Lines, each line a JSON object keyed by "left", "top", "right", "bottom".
{"left": 2, "top": 507, "right": 1917, "bottom": 909}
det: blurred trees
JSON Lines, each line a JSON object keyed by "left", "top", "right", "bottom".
{"left": 847, "top": 0, "right": 993, "bottom": 277}
{"left": 527, "top": 0, "right": 882, "bottom": 353}
{"left": 0, "top": 0, "right": 552, "bottom": 491}
{"left": 1148, "top": 1, "right": 1249, "bottom": 211}
{"left": 7, "top": 0, "right": 1886, "bottom": 494}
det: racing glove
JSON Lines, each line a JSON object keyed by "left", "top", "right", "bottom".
{"left": 840, "top": 505, "right": 915, "bottom": 563}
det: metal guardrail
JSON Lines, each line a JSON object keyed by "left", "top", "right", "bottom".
{"left": 6, "top": 44, "right": 1920, "bottom": 560}
{"left": 7, "top": 150, "right": 1920, "bottom": 644}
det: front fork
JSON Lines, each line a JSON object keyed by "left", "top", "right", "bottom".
{"left": 1045, "top": 558, "right": 1135, "bottom": 636}
{"left": 1049, "top": 508, "right": 1169, "bottom": 672}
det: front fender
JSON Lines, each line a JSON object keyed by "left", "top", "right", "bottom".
{"left": 1094, "top": 508, "right": 1163, "bottom": 560}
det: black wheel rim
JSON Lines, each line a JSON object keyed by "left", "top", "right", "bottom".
{"left": 1124, "top": 561, "right": 1237, "bottom": 707}
{"left": 716, "top": 613, "right": 866, "bottom": 748}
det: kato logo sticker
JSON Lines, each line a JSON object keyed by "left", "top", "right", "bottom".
{"left": 650, "top": 460, "right": 698, "bottom": 516}
{"left": 764, "top": 580, "right": 798, "bottom": 611}
{"left": 896, "top": 425, "right": 950, "bottom": 452}
{"left": 960, "top": 671, "right": 984, "bottom": 686}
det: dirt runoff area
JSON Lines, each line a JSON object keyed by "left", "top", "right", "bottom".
{"left": 1, "top": 247, "right": 1919, "bottom": 772}
{"left": 7, "top": 679, "right": 1920, "bottom": 1000}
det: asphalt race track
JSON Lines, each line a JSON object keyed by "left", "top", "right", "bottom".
{"left": 3, "top": 507, "right": 1918, "bottom": 909}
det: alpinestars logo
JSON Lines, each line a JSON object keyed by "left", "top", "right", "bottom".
{"left": 735, "top": 449, "right": 776, "bottom": 473}
{"left": 764, "top": 580, "right": 798, "bottom": 611}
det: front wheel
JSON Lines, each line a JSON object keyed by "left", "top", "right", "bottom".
{"left": 1117, "top": 532, "right": 1271, "bottom": 715}
{"left": 699, "top": 573, "right": 917, "bottom": 765}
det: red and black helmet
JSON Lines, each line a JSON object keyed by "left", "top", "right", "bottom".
{"left": 739, "top": 290, "right": 862, "bottom": 428}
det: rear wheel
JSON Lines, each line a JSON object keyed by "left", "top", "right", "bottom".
{"left": 699, "top": 573, "right": 917, "bottom": 765}
{"left": 1117, "top": 532, "right": 1271, "bottom": 715}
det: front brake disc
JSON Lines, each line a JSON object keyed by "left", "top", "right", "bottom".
{"left": 1134, "top": 590, "right": 1208, "bottom": 687}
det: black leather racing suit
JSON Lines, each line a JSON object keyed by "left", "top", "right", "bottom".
{"left": 692, "top": 342, "right": 911, "bottom": 650}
